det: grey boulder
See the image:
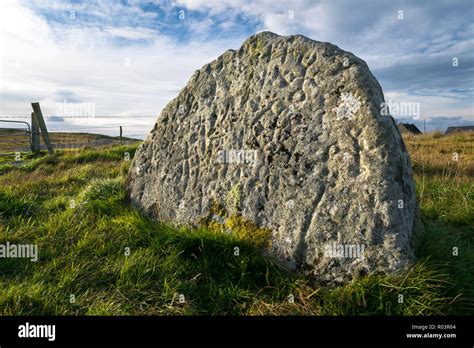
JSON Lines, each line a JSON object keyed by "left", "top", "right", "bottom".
{"left": 126, "top": 31, "right": 417, "bottom": 284}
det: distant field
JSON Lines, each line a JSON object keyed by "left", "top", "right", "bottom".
{"left": 0, "top": 131, "right": 472, "bottom": 315}
{"left": 0, "top": 128, "right": 139, "bottom": 153}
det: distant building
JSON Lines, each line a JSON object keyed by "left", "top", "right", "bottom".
{"left": 445, "top": 126, "right": 474, "bottom": 134}
{"left": 398, "top": 123, "right": 422, "bottom": 135}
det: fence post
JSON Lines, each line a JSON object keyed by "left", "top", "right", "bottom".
{"left": 31, "top": 112, "right": 40, "bottom": 153}
{"left": 120, "top": 126, "right": 123, "bottom": 144}
{"left": 31, "top": 102, "right": 54, "bottom": 155}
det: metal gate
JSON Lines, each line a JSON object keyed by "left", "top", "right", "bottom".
{"left": 0, "top": 119, "right": 32, "bottom": 155}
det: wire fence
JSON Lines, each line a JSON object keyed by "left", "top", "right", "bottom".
{"left": 0, "top": 117, "right": 146, "bottom": 155}
{"left": 0, "top": 115, "right": 156, "bottom": 119}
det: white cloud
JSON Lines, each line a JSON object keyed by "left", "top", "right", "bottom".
{"left": 0, "top": 0, "right": 234, "bottom": 122}
{"left": 385, "top": 91, "right": 474, "bottom": 118}
{"left": 104, "top": 27, "right": 158, "bottom": 40}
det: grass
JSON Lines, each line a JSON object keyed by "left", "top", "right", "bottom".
{"left": 0, "top": 132, "right": 472, "bottom": 315}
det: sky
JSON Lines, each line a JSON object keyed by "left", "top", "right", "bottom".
{"left": 0, "top": 0, "right": 473, "bottom": 138}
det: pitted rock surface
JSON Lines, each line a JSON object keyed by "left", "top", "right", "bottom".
{"left": 126, "top": 31, "right": 416, "bottom": 283}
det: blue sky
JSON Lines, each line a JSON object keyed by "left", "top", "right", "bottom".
{"left": 0, "top": 0, "right": 473, "bottom": 137}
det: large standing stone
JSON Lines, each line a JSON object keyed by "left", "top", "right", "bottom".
{"left": 126, "top": 31, "right": 416, "bottom": 284}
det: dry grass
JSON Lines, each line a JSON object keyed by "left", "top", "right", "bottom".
{"left": 404, "top": 131, "right": 474, "bottom": 179}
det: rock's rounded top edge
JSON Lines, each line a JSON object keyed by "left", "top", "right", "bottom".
{"left": 243, "top": 30, "right": 327, "bottom": 46}
{"left": 246, "top": 31, "right": 311, "bottom": 40}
